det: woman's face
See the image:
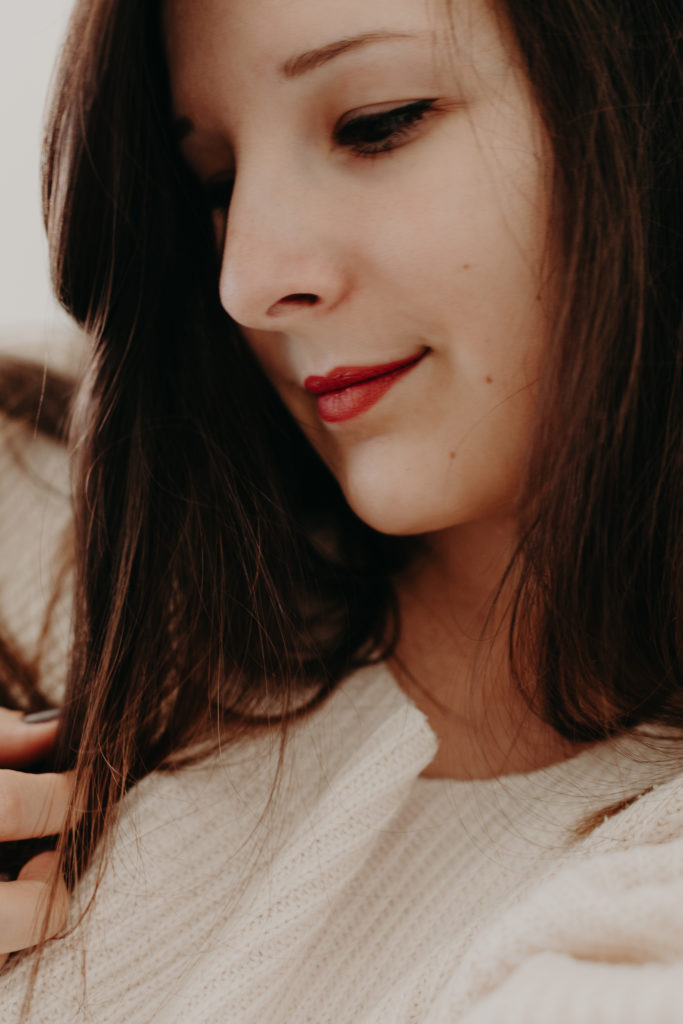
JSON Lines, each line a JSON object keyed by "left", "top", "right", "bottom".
{"left": 165, "top": 0, "right": 552, "bottom": 536}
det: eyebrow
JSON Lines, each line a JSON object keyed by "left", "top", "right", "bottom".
{"left": 280, "top": 30, "right": 414, "bottom": 79}
{"left": 174, "top": 31, "right": 417, "bottom": 141}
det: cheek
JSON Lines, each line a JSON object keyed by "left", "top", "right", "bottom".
{"left": 239, "top": 81, "right": 551, "bottom": 537}
{"left": 240, "top": 327, "right": 297, "bottom": 391}
{"left": 359, "top": 94, "right": 551, "bottom": 355}
{"left": 242, "top": 329, "right": 328, "bottom": 451}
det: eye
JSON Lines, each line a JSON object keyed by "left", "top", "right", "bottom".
{"left": 335, "top": 99, "right": 437, "bottom": 156}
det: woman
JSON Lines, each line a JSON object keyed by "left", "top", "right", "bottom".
{"left": 0, "top": 0, "right": 682, "bottom": 1019}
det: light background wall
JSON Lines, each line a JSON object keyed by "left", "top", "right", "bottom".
{"left": 0, "top": 1, "right": 79, "bottom": 365}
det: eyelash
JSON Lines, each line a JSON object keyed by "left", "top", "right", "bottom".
{"left": 202, "top": 99, "right": 438, "bottom": 212}
{"left": 335, "top": 98, "right": 437, "bottom": 156}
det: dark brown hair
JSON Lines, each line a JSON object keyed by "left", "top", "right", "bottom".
{"left": 33, "top": 0, "right": 683, "bottom": 916}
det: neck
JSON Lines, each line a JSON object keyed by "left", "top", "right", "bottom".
{"left": 390, "top": 516, "right": 585, "bottom": 780}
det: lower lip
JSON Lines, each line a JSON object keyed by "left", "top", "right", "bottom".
{"left": 313, "top": 357, "right": 426, "bottom": 424}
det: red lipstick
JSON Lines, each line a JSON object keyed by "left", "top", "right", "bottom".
{"left": 304, "top": 350, "right": 428, "bottom": 424}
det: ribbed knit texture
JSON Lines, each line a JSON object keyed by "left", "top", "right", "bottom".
{"left": 1, "top": 418, "right": 683, "bottom": 1023}
{"left": 0, "top": 416, "right": 71, "bottom": 702}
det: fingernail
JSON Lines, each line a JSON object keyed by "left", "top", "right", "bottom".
{"left": 23, "top": 708, "right": 61, "bottom": 724}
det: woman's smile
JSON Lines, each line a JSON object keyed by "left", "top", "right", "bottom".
{"left": 303, "top": 347, "right": 430, "bottom": 423}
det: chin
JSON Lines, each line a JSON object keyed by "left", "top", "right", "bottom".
{"left": 336, "top": 458, "right": 520, "bottom": 538}
{"left": 339, "top": 480, "right": 463, "bottom": 538}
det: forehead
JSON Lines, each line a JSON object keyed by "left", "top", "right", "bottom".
{"left": 162, "top": 0, "right": 501, "bottom": 114}
{"left": 164, "top": 0, "right": 439, "bottom": 51}
{"left": 164, "top": 0, "right": 440, "bottom": 75}
{"left": 163, "top": 0, "right": 439, "bottom": 122}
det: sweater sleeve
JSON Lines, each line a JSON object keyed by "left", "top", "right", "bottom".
{"left": 458, "top": 954, "right": 683, "bottom": 1024}
{"left": 435, "top": 776, "right": 683, "bottom": 1024}
{"left": 0, "top": 413, "right": 72, "bottom": 703}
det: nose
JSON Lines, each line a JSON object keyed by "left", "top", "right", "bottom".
{"left": 218, "top": 163, "right": 350, "bottom": 331}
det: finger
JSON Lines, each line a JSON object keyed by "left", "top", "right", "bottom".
{"left": 0, "top": 708, "right": 60, "bottom": 770}
{"left": 0, "top": 851, "right": 70, "bottom": 956}
{"left": 0, "top": 770, "right": 74, "bottom": 841}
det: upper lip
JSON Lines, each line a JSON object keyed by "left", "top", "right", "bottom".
{"left": 304, "top": 348, "right": 429, "bottom": 395}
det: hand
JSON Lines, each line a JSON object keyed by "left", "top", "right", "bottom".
{"left": 0, "top": 709, "right": 72, "bottom": 967}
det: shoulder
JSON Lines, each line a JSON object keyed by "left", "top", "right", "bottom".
{"left": 441, "top": 763, "right": 683, "bottom": 1024}
{"left": 0, "top": 664, "right": 434, "bottom": 1022}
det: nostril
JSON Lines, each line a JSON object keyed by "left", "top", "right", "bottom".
{"left": 281, "top": 293, "right": 319, "bottom": 305}
{"left": 267, "top": 293, "right": 320, "bottom": 316}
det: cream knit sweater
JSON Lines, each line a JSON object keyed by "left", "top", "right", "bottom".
{"left": 1, "top": 421, "right": 683, "bottom": 1024}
